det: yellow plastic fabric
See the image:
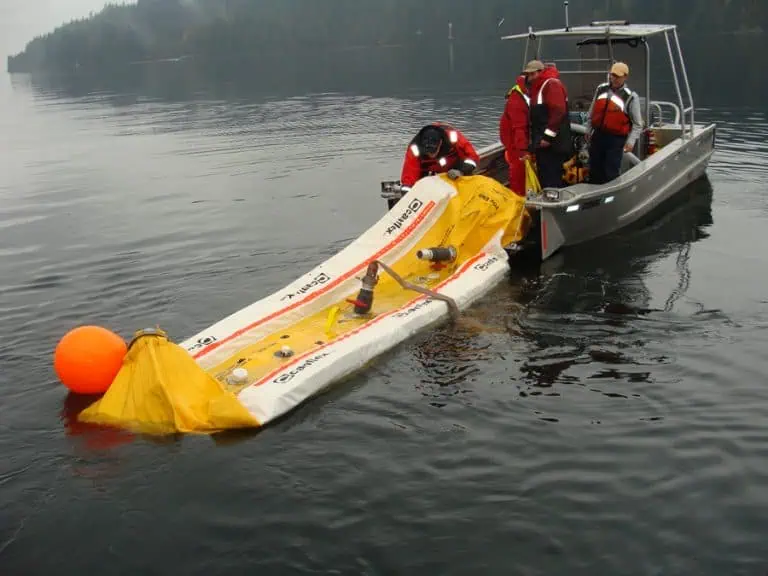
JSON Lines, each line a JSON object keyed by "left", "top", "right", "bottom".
{"left": 78, "top": 332, "right": 260, "bottom": 435}
{"left": 204, "top": 174, "right": 531, "bottom": 398}
{"left": 525, "top": 157, "right": 542, "bottom": 196}
{"left": 444, "top": 173, "right": 529, "bottom": 249}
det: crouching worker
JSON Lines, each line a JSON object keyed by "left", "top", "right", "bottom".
{"left": 400, "top": 122, "right": 480, "bottom": 194}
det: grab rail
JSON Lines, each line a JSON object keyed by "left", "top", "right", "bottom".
{"left": 680, "top": 105, "right": 695, "bottom": 133}
{"left": 650, "top": 100, "right": 681, "bottom": 127}
{"left": 664, "top": 27, "right": 695, "bottom": 138}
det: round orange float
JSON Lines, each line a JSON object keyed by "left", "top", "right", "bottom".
{"left": 54, "top": 325, "right": 127, "bottom": 395}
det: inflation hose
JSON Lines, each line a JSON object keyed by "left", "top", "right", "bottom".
{"left": 373, "top": 259, "right": 461, "bottom": 321}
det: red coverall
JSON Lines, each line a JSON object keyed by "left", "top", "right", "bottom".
{"left": 400, "top": 123, "right": 480, "bottom": 190}
{"left": 528, "top": 66, "right": 571, "bottom": 189}
{"left": 499, "top": 75, "right": 531, "bottom": 196}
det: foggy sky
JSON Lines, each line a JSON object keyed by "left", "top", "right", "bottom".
{"left": 1, "top": 0, "right": 112, "bottom": 59}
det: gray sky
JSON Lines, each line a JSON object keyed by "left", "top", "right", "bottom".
{"left": 1, "top": 0, "right": 112, "bottom": 59}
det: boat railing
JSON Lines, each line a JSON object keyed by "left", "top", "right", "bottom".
{"left": 650, "top": 101, "right": 681, "bottom": 127}
{"left": 664, "top": 27, "right": 695, "bottom": 138}
{"left": 502, "top": 8, "right": 699, "bottom": 140}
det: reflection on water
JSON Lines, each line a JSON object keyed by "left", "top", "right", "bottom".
{"left": 60, "top": 393, "right": 136, "bottom": 452}
{"left": 2, "top": 73, "right": 768, "bottom": 575}
{"left": 528, "top": 176, "right": 715, "bottom": 314}
{"left": 408, "top": 177, "right": 716, "bottom": 409}
{"left": 510, "top": 180, "right": 722, "bottom": 405}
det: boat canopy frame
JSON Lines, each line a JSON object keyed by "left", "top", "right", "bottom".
{"left": 501, "top": 20, "right": 696, "bottom": 139}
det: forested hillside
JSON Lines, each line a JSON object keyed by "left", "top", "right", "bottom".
{"left": 7, "top": 0, "right": 766, "bottom": 74}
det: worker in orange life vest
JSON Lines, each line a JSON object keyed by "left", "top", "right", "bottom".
{"left": 400, "top": 122, "right": 480, "bottom": 194}
{"left": 585, "top": 61, "right": 644, "bottom": 184}
{"left": 499, "top": 74, "right": 531, "bottom": 197}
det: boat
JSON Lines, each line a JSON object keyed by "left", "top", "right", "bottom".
{"left": 77, "top": 174, "right": 529, "bottom": 434}
{"left": 380, "top": 14, "right": 716, "bottom": 261}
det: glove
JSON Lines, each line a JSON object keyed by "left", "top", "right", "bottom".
{"left": 447, "top": 169, "right": 462, "bottom": 180}
{"left": 459, "top": 160, "right": 476, "bottom": 176}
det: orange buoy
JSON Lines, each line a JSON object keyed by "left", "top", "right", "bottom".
{"left": 54, "top": 325, "right": 127, "bottom": 395}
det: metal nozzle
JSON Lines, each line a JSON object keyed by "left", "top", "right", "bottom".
{"left": 352, "top": 262, "right": 379, "bottom": 314}
{"left": 416, "top": 246, "right": 457, "bottom": 262}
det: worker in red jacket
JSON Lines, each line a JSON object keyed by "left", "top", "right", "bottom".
{"left": 400, "top": 122, "right": 480, "bottom": 193}
{"left": 499, "top": 74, "right": 531, "bottom": 196}
{"left": 524, "top": 60, "right": 573, "bottom": 189}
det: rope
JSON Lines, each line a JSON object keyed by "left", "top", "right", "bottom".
{"left": 373, "top": 259, "right": 461, "bottom": 321}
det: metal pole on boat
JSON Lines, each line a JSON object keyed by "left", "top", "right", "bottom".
{"left": 606, "top": 28, "right": 614, "bottom": 64}
{"left": 644, "top": 40, "right": 651, "bottom": 130}
{"left": 523, "top": 37, "right": 529, "bottom": 68}
{"left": 522, "top": 26, "right": 533, "bottom": 67}
{"left": 564, "top": 1, "right": 570, "bottom": 31}
{"left": 673, "top": 27, "right": 695, "bottom": 134}
{"left": 664, "top": 29, "right": 687, "bottom": 139}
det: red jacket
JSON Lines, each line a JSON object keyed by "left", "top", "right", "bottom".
{"left": 529, "top": 66, "right": 568, "bottom": 145}
{"left": 400, "top": 123, "right": 480, "bottom": 188}
{"left": 499, "top": 75, "right": 530, "bottom": 152}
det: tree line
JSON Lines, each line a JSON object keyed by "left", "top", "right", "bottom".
{"left": 7, "top": 0, "right": 766, "bottom": 74}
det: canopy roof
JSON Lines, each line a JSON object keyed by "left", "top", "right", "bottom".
{"left": 501, "top": 23, "right": 677, "bottom": 41}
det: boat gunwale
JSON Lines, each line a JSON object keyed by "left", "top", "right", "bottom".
{"left": 527, "top": 124, "right": 717, "bottom": 209}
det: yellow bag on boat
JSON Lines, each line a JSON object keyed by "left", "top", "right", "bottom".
{"left": 78, "top": 330, "right": 260, "bottom": 435}
{"left": 525, "top": 157, "right": 542, "bottom": 196}
{"left": 444, "top": 173, "right": 529, "bottom": 247}
{"left": 562, "top": 155, "right": 589, "bottom": 185}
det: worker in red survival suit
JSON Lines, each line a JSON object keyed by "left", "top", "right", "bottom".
{"left": 499, "top": 74, "right": 531, "bottom": 196}
{"left": 524, "top": 59, "right": 573, "bottom": 189}
{"left": 400, "top": 122, "right": 480, "bottom": 195}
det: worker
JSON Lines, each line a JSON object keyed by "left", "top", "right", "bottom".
{"left": 523, "top": 59, "right": 573, "bottom": 189}
{"left": 400, "top": 122, "right": 480, "bottom": 193}
{"left": 585, "top": 61, "right": 644, "bottom": 184}
{"left": 499, "top": 74, "right": 530, "bottom": 197}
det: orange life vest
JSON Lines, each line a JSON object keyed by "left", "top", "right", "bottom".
{"left": 591, "top": 83, "right": 633, "bottom": 137}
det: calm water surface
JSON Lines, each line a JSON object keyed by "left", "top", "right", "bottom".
{"left": 1, "top": 72, "right": 768, "bottom": 575}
